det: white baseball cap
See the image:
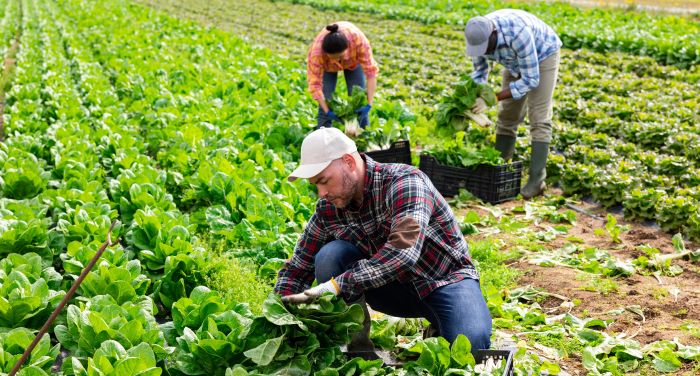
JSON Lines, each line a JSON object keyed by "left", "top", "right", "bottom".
{"left": 288, "top": 127, "right": 357, "bottom": 182}
{"left": 465, "top": 16, "right": 495, "bottom": 57}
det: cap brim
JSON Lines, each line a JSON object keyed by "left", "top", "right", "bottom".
{"left": 287, "top": 160, "right": 333, "bottom": 182}
{"left": 466, "top": 42, "right": 488, "bottom": 57}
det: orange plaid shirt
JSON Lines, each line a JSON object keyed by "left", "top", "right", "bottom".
{"left": 307, "top": 21, "right": 379, "bottom": 102}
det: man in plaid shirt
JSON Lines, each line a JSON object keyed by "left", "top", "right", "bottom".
{"left": 275, "top": 128, "right": 492, "bottom": 355}
{"left": 465, "top": 9, "right": 562, "bottom": 199}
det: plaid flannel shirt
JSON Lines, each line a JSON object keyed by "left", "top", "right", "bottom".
{"left": 307, "top": 21, "right": 379, "bottom": 102}
{"left": 471, "top": 9, "right": 561, "bottom": 100}
{"left": 275, "top": 156, "right": 479, "bottom": 300}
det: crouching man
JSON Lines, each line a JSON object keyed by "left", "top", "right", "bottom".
{"left": 275, "top": 128, "right": 492, "bottom": 354}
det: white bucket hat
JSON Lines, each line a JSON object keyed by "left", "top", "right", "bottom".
{"left": 288, "top": 127, "right": 357, "bottom": 182}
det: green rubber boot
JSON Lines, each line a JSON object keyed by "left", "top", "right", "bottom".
{"left": 521, "top": 141, "right": 549, "bottom": 199}
{"left": 495, "top": 134, "right": 516, "bottom": 161}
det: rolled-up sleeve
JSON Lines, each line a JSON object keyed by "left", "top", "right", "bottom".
{"left": 334, "top": 174, "right": 434, "bottom": 297}
{"left": 274, "top": 212, "right": 329, "bottom": 295}
{"left": 307, "top": 37, "right": 326, "bottom": 102}
{"left": 355, "top": 30, "right": 379, "bottom": 79}
{"left": 508, "top": 26, "right": 540, "bottom": 100}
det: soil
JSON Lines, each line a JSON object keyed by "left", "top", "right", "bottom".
{"left": 456, "top": 189, "right": 700, "bottom": 375}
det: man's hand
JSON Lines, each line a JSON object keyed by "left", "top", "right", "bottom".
{"left": 326, "top": 110, "right": 341, "bottom": 123}
{"left": 496, "top": 88, "right": 513, "bottom": 102}
{"left": 470, "top": 97, "right": 488, "bottom": 114}
{"left": 281, "top": 278, "right": 340, "bottom": 304}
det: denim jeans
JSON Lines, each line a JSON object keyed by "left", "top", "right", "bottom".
{"left": 317, "top": 66, "right": 367, "bottom": 129}
{"left": 314, "top": 239, "right": 492, "bottom": 352}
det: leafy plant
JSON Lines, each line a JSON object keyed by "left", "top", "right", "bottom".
{"left": 55, "top": 295, "right": 172, "bottom": 361}
{"left": 435, "top": 74, "right": 496, "bottom": 131}
{"left": 0, "top": 253, "right": 65, "bottom": 329}
{"left": 60, "top": 240, "right": 130, "bottom": 276}
{"left": 0, "top": 210, "right": 57, "bottom": 260}
{"left": 604, "top": 214, "right": 625, "bottom": 244}
{"left": 633, "top": 235, "right": 699, "bottom": 276}
{"left": 0, "top": 147, "right": 50, "bottom": 199}
{"left": 68, "top": 340, "right": 162, "bottom": 376}
{"left": 169, "top": 293, "right": 363, "bottom": 376}
{"left": 77, "top": 260, "right": 151, "bottom": 305}
{"left": 152, "top": 251, "right": 211, "bottom": 312}
{"left": 0, "top": 328, "right": 59, "bottom": 375}
{"left": 656, "top": 194, "right": 697, "bottom": 233}
{"left": 329, "top": 85, "right": 368, "bottom": 130}
{"left": 370, "top": 315, "right": 427, "bottom": 350}
{"left": 399, "top": 334, "right": 482, "bottom": 375}
{"left": 126, "top": 207, "right": 199, "bottom": 272}
{"left": 623, "top": 188, "right": 664, "bottom": 221}
{"left": 423, "top": 132, "right": 504, "bottom": 168}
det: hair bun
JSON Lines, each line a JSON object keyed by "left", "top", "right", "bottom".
{"left": 326, "top": 24, "right": 339, "bottom": 33}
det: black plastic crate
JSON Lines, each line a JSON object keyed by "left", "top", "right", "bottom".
{"left": 364, "top": 140, "right": 412, "bottom": 165}
{"left": 474, "top": 348, "right": 516, "bottom": 376}
{"left": 419, "top": 155, "right": 522, "bottom": 204}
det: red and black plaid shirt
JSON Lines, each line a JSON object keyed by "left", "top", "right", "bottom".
{"left": 275, "top": 156, "right": 479, "bottom": 299}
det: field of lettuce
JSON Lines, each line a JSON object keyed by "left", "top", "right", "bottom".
{"left": 0, "top": 0, "right": 699, "bottom": 375}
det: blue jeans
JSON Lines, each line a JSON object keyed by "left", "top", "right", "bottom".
{"left": 317, "top": 66, "right": 367, "bottom": 129}
{"left": 315, "top": 240, "right": 492, "bottom": 352}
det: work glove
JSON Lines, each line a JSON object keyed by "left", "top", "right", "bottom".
{"left": 354, "top": 104, "right": 371, "bottom": 128}
{"left": 470, "top": 97, "right": 488, "bottom": 114}
{"left": 281, "top": 278, "right": 340, "bottom": 305}
{"left": 326, "top": 110, "right": 341, "bottom": 123}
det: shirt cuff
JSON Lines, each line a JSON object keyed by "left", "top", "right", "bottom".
{"left": 335, "top": 271, "right": 363, "bottom": 300}
{"left": 509, "top": 81, "right": 527, "bottom": 100}
{"left": 364, "top": 66, "right": 378, "bottom": 79}
{"left": 471, "top": 73, "right": 487, "bottom": 85}
{"left": 311, "top": 90, "right": 324, "bottom": 102}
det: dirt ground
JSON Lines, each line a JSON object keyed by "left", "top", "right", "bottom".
{"left": 458, "top": 189, "right": 700, "bottom": 374}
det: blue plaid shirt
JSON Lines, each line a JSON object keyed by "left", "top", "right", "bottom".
{"left": 471, "top": 9, "right": 562, "bottom": 100}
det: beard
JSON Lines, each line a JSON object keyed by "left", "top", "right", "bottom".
{"left": 329, "top": 173, "right": 358, "bottom": 209}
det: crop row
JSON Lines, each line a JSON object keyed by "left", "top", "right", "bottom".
{"left": 274, "top": 0, "right": 700, "bottom": 68}
{"left": 142, "top": 0, "right": 700, "bottom": 211}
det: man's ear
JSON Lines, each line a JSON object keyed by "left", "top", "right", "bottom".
{"left": 341, "top": 153, "right": 359, "bottom": 173}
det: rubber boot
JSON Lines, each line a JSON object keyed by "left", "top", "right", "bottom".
{"left": 494, "top": 134, "right": 516, "bottom": 161}
{"left": 521, "top": 141, "right": 549, "bottom": 199}
{"left": 347, "top": 296, "right": 378, "bottom": 359}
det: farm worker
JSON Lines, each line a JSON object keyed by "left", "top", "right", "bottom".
{"left": 307, "top": 22, "right": 378, "bottom": 133}
{"left": 276, "top": 128, "right": 492, "bottom": 355}
{"left": 464, "top": 9, "right": 562, "bottom": 199}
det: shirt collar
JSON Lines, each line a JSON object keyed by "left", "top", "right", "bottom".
{"left": 484, "top": 31, "right": 507, "bottom": 60}
{"left": 344, "top": 154, "right": 378, "bottom": 212}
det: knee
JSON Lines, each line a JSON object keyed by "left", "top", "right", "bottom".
{"left": 314, "top": 240, "right": 360, "bottom": 282}
{"left": 441, "top": 324, "right": 491, "bottom": 351}
{"left": 466, "top": 326, "right": 492, "bottom": 351}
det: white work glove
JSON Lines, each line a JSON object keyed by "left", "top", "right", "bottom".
{"left": 281, "top": 278, "right": 340, "bottom": 304}
{"left": 470, "top": 97, "right": 488, "bottom": 114}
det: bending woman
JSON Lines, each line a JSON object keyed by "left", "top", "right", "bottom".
{"left": 307, "top": 22, "right": 378, "bottom": 131}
